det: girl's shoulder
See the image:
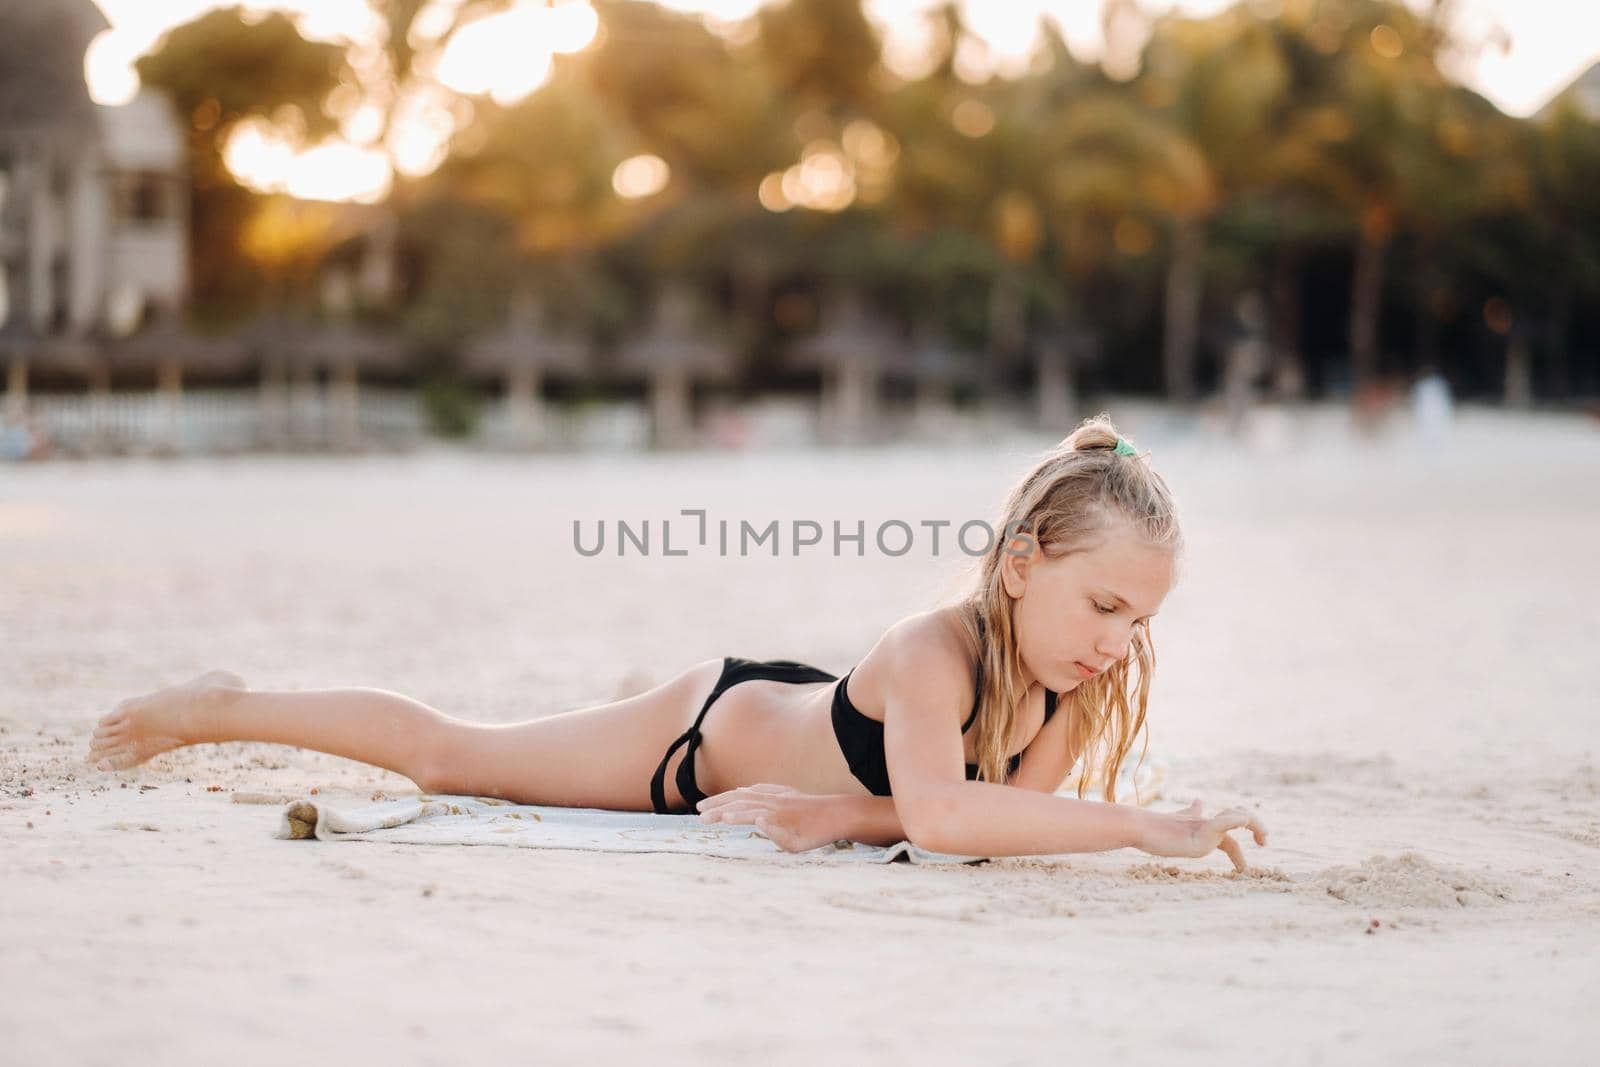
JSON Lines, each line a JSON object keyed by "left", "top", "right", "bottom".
{"left": 873, "top": 606, "right": 974, "bottom": 668}
{"left": 846, "top": 607, "right": 977, "bottom": 719}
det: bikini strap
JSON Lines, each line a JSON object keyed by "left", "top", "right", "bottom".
{"left": 650, "top": 716, "right": 705, "bottom": 815}
{"left": 962, "top": 616, "right": 985, "bottom": 732}
{"left": 649, "top": 658, "right": 731, "bottom": 814}
{"left": 961, "top": 618, "right": 1060, "bottom": 731}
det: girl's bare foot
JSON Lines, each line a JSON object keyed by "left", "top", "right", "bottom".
{"left": 87, "top": 670, "right": 247, "bottom": 771}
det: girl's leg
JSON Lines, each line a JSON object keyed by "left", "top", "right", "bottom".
{"left": 612, "top": 666, "right": 657, "bottom": 701}
{"left": 89, "top": 670, "right": 453, "bottom": 781}
{"left": 86, "top": 660, "right": 726, "bottom": 811}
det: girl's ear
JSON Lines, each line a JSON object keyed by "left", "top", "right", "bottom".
{"left": 999, "top": 529, "right": 1036, "bottom": 598}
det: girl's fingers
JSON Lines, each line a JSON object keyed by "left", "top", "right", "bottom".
{"left": 1209, "top": 808, "right": 1269, "bottom": 846}
{"left": 695, "top": 789, "right": 746, "bottom": 813}
{"left": 1216, "top": 833, "right": 1246, "bottom": 873}
{"left": 696, "top": 785, "right": 789, "bottom": 813}
{"left": 701, "top": 802, "right": 770, "bottom": 824}
{"left": 753, "top": 815, "right": 788, "bottom": 848}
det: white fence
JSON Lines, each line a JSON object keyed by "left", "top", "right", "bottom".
{"left": 7, "top": 388, "right": 1054, "bottom": 459}
{"left": 13, "top": 388, "right": 671, "bottom": 457}
{"left": 22, "top": 388, "right": 428, "bottom": 456}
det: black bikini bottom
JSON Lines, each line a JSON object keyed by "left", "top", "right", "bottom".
{"left": 649, "top": 657, "right": 837, "bottom": 815}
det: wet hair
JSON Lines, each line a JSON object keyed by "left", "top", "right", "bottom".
{"left": 952, "top": 412, "right": 1183, "bottom": 802}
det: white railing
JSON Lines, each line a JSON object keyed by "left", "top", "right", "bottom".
{"left": 7, "top": 388, "right": 1080, "bottom": 457}
{"left": 23, "top": 387, "right": 429, "bottom": 455}
{"left": 476, "top": 400, "right": 653, "bottom": 451}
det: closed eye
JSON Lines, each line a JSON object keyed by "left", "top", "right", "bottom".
{"left": 1095, "top": 600, "right": 1152, "bottom": 624}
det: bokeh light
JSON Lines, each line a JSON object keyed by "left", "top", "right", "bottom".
{"left": 84, "top": 29, "right": 140, "bottom": 106}
{"left": 224, "top": 116, "right": 391, "bottom": 203}
{"left": 1483, "top": 297, "right": 1514, "bottom": 335}
{"left": 612, "top": 154, "right": 671, "bottom": 199}
{"left": 435, "top": 3, "right": 563, "bottom": 105}
{"left": 773, "top": 143, "right": 858, "bottom": 213}
{"left": 1370, "top": 24, "right": 1404, "bottom": 59}
{"left": 757, "top": 172, "right": 792, "bottom": 213}
{"left": 951, "top": 98, "right": 995, "bottom": 137}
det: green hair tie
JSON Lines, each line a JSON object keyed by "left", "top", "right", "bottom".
{"left": 1113, "top": 437, "right": 1137, "bottom": 456}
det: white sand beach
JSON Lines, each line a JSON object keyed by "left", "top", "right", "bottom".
{"left": 2, "top": 401, "right": 1597, "bottom": 1065}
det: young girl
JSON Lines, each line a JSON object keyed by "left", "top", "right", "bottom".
{"left": 86, "top": 413, "right": 1268, "bottom": 869}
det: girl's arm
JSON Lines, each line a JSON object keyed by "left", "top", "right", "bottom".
{"left": 700, "top": 784, "right": 1264, "bottom": 868}
{"left": 696, "top": 787, "right": 907, "bottom": 850}
{"left": 880, "top": 630, "right": 1265, "bottom": 863}
{"left": 891, "top": 779, "right": 1158, "bottom": 857}
{"left": 698, "top": 777, "right": 1174, "bottom": 857}
{"left": 843, "top": 695, "right": 1079, "bottom": 847}
{"left": 892, "top": 767, "right": 1267, "bottom": 865}
{"left": 837, "top": 793, "right": 908, "bottom": 847}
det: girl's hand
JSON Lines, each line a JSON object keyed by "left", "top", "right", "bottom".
{"left": 696, "top": 784, "right": 848, "bottom": 853}
{"left": 1138, "top": 798, "right": 1269, "bottom": 872}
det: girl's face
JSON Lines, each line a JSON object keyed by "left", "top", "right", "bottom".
{"left": 1001, "top": 520, "right": 1174, "bottom": 693}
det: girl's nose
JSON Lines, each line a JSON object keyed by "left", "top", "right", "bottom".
{"left": 1096, "top": 630, "right": 1129, "bottom": 662}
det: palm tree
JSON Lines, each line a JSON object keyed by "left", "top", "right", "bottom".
{"left": 1032, "top": 90, "right": 1213, "bottom": 401}
{"left": 1133, "top": 5, "right": 1296, "bottom": 402}
{"left": 1262, "top": 0, "right": 1475, "bottom": 390}
{"left": 1528, "top": 95, "right": 1600, "bottom": 400}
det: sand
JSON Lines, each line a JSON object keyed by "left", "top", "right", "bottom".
{"left": 2, "top": 400, "right": 1597, "bottom": 1065}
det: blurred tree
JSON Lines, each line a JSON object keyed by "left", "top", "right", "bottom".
{"left": 1135, "top": 4, "right": 1292, "bottom": 401}
{"left": 1262, "top": 0, "right": 1467, "bottom": 388}
{"left": 878, "top": 16, "right": 1099, "bottom": 388}
{"left": 135, "top": 8, "right": 345, "bottom": 316}
{"left": 757, "top": 0, "right": 883, "bottom": 118}
{"left": 1035, "top": 89, "right": 1212, "bottom": 392}
{"left": 1401, "top": 85, "right": 1525, "bottom": 386}
{"left": 404, "top": 67, "right": 651, "bottom": 359}
{"left": 1528, "top": 96, "right": 1600, "bottom": 398}
{"left": 585, "top": 1, "right": 794, "bottom": 190}
{"left": 136, "top": 1, "right": 568, "bottom": 322}
{"left": 429, "top": 78, "right": 634, "bottom": 259}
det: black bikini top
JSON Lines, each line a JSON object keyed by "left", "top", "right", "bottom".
{"left": 829, "top": 616, "right": 1060, "bottom": 796}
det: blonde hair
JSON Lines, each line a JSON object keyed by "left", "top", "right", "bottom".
{"left": 950, "top": 412, "right": 1182, "bottom": 802}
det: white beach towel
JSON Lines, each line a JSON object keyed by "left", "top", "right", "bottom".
{"left": 274, "top": 794, "right": 987, "bottom": 864}
{"left": 272, "top": 755, "right": 1167, "bottom": 864}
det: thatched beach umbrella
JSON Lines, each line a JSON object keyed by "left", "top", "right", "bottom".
{"left": 104, "top": 313, "right": 247, "bottom": 452}
{"left": 1031, "top": 325, "right": 1098, "bottom": 431}
{"left": 238, "top": 310, "right": 318, "bottom": 447}
{"left": 790, "top": 292, "right": 906, "bottom": 446}
{"left": 905, "top": 317, "right": 979, "bottom": 424}
{"left": 1, "top": 279, "right": 100, "bottom": 421}
{"left": 615, "top": 286, "right": 735, "bottom": 449}
{"left": 302, "top": 321, "right": 404, "bottom": 451}
{"left": 0, "top": 312, "right": 46, "bottom": 424}
{"left": 463, "top": 295, "right": 587, "bottom": 450}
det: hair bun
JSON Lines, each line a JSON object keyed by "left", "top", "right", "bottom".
{"left": 1060, "top": 411, "right": 1122, "bottom": 453}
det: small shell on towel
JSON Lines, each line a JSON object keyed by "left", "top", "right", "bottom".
{"left": 282, "top": 800, "right": 318, "bottom": 839}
